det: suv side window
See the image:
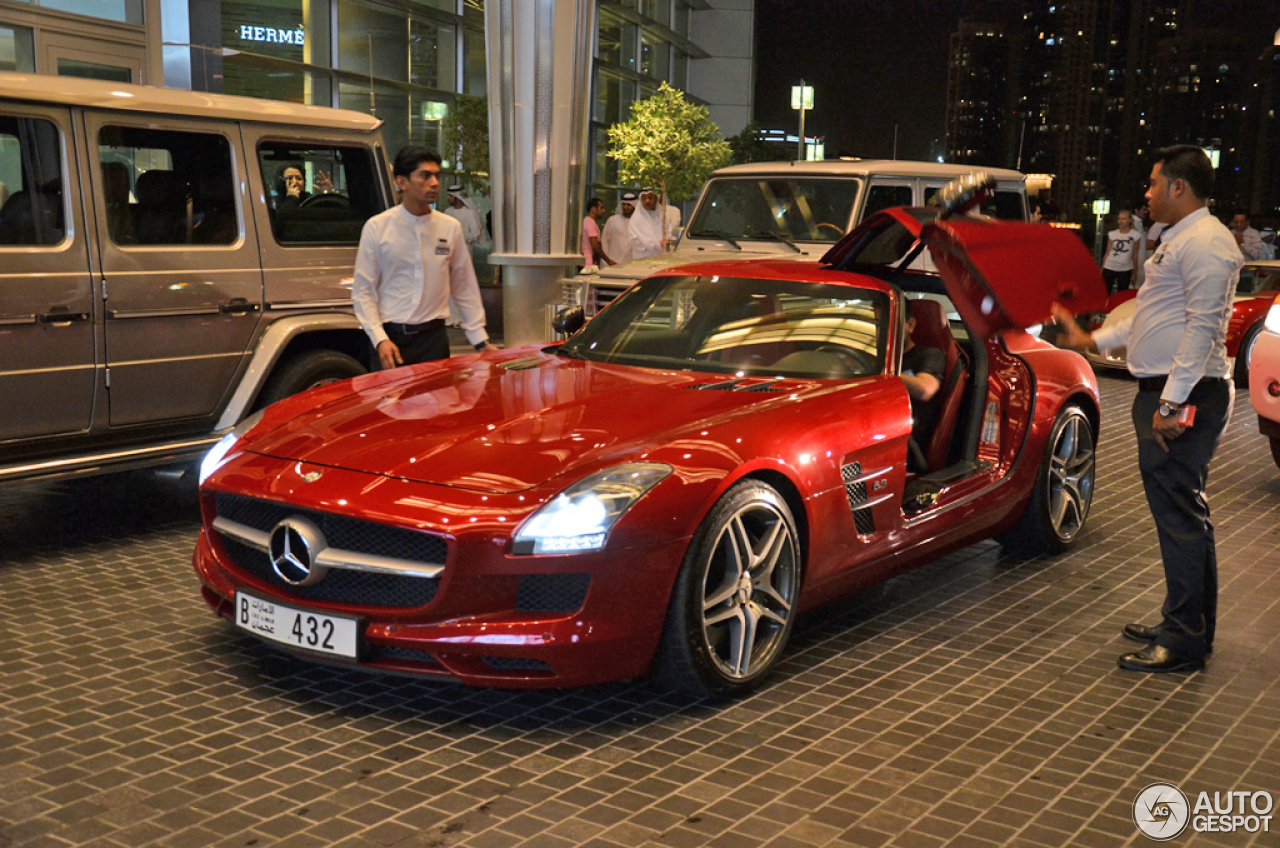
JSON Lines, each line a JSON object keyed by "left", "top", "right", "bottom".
{"left": 259, "top": 142, "right": 381, "bottom": 245}
{"left": 924, "top": 186, "right": 1026, "bottom": 221}
{"left": 0, "top": 117, "right": 65, "bottom": 246}
{"left": 863, "top": 184, "right": 913, "bottom": 219}
{"left": 98, "top": 126, "right": 238, "bottom": 246}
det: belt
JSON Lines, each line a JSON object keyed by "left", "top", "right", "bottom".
{"left": 1136, "top": 375, "right": 1227, "bottom": 393}
{"left": 384, "top": 318, "right": 446, "bottom": 335}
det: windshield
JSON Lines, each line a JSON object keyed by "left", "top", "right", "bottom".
{"left": 558, "top": 275, "right": 889, "bottom": 379}
{"left": 686, "top": 178, "right": 861, "bottom": 244}
{"left": 1239, "top": 264, "right": 1280, "bottom": 296}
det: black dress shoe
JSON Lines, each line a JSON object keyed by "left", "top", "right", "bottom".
{"left": 1123, "top": 622, "right": 1160, "bottom": 643}
{"left": 1118, "top": 644, "right": 1204, "bottom": 673}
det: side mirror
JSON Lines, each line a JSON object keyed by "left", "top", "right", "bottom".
{"left": 552, "top": 306, "right": 585, "bottom": 336}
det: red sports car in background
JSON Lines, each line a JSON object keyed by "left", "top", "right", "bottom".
{"left": 193, "top": 199, "right": 1107, "bottom": 697}
{"left": 1248, "top": 290, "right": 1280, "bottom": 469}
{"left": 1086, "top": 260, "right": 1280, "bottom": 387}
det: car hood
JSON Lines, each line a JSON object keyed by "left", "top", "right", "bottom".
{"left": 243, "top": 350, "right": 830, "bottom": 494}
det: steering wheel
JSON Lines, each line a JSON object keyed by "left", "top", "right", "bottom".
{"left": 815, "top": 222, "right": 845, "bottom": 238}
{"left": 816, "top": 345, "right": 876, "bottom": 375}
{"left": 300, "top": 190, "right": 351, "bottom": 209}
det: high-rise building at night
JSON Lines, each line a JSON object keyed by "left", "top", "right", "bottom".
{"left": 945, "top": 22, "right": 1018, "bottom": 167}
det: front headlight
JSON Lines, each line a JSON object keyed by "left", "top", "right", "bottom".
{"left": 199, "top": 409, "right": 265, "bottom": 485}
{"left": 1265, "top": 298, "right": 1280, "bottom": 335}
{"left": 512, "top": 463, "right": 673, "bottom": 554}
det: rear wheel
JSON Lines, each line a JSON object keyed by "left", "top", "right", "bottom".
{"left": 652, "top": 480, "right": 801, "bottom": 698}
{"left": 258, "top": 349, "right": 365, "bottom": 408}
{"left": 1233, "top": 321, "right": 1264, "bottom": 388}
{"left": 1000, "top": 405, "right": 1095, "bottom": 554}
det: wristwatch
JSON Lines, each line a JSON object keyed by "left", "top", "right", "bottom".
{"left": 1158, "top": 401, "right": 1181, "bottom": 419}
{"left": 473, "top": 341, "right": 488, "bottom": 351}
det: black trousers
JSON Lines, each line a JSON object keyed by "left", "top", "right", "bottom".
{"left": 376, "top": 322, "right": 450, "bottom": 370}
{"left": 1132, "top": 377, "right": 1232, "bottom": 659}
{"left": 1103, "top": 268, "right": 1132, "bottom": 295}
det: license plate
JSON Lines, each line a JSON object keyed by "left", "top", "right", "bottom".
{"left": 234, "top": 591, "right": 360, "bottom": 659}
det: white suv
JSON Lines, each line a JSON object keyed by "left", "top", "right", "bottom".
{"left": 566, "top": 160, "right": 1029, "bottom": 313}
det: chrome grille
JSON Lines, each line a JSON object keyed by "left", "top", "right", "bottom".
{"left": 213, "top": 493, "right": 446, "bottom": 608}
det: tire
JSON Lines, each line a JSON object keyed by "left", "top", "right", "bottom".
{"left": 258, "top": 349, "right": 365, "bottom": 408}
{"left": 1233, "top": 321, "right": 1264, "bottom": 389}
{"left": 651, "top": 480, "right": 801, "bottom": 698}
{"left": 1270, "top": 437, "right": 1280, "bottom": 472}
{"left": 999, "top": 405, "right": 1095, "bottom": 555}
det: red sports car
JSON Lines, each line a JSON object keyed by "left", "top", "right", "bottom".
{"left": 193, "top": 204, "right": 1107, "bottom": 697}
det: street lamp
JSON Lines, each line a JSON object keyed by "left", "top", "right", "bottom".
{"left": 1092, "top": 198, "right": 1111, "bottom": 261}
{"left": 791, "top": 82, "right": 814, "bottom": 161}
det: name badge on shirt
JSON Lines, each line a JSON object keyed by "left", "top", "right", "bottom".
{"left": 435, "top": 238, "right": 450, "bottom": 255}
{"left": 1152, "top": 246, "right": 1166, "bottom": 264}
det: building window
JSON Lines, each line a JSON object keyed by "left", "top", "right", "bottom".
{"left": 0, "top": 26, "right": 37, "bottom": 73}
{"left": 13, "top": 0, "right": 142, "bottom": 25}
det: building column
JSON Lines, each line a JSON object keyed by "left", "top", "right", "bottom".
{"left": 485, "top": 0, "right": 595, "bottom": 345}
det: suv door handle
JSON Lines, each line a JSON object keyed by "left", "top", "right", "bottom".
{"left": 220, "top": 298, "right": 261, "bottom": 315}
{"left": 39, "top": 307, "right": 91, "bottom": 325}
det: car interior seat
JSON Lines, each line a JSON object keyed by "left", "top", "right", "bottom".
{"left": 134, "top": 169, "right": 193, "bottom": 245}
{"left": 906, "top": 298, "right": 969, "bottom": 472}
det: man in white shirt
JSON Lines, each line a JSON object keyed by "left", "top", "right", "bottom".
{"left": 601, "top": 191, "right": 637, "bottom": 266}
{"left": 1054, "top": 145, "right": 1240, "bottom": 674}
{"left": 1230, "top": 211, "right": 1262, "bottom": 260}
{"left": 353, "top": 147, "right": 494, "bottom": 369}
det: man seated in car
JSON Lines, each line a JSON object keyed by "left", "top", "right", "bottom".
{"left": 900, "top": 298, "right": 944, "bottom": 471}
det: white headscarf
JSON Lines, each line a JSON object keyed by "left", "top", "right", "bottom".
{"left": 445, "top": 185, "right": 490, "bottom": 248}
{"left": 629, "top": 190, "right": 666, "bottom": 260}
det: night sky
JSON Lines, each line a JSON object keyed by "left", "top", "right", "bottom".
{"left": 753, "top": 0, "right": 971, "bottom": 161}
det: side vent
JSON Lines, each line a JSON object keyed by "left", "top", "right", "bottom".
{"left": 840, "top": 461, "right": 877, "bottom": 535}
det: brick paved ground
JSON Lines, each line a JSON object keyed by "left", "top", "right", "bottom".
{"left": 2, "top": 374, "right": 1279, "bottom": 848}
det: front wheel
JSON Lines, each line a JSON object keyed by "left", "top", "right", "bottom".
{"left": 1233, "top": 321, "right": 1264, "bottom": 388}
{"left": 652, "top": 480, "right": 801, "bottom": 698}
{"left": 257, "top": 349, "right": 366, "bottom": 409}
{"left": 999, "top": 405, "right": 1096, "bottom": 555}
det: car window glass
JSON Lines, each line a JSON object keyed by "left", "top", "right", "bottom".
{"left": 259, "top": 142, "right": 382, "bottom": 245}
{"left": 686, "top": 178, "right": 860, "bottom": 243}
{"left": 98, "top": 126, "right": 237, "bottom": 246}
{"left": 863, "top": 184, "right": 912, "bottom": 219}
{"left": 561, "top": 274, "right": 889, "bottom": 379}
{"left": 1239, "top": 266, "right": 1280, "bottom": 296}
{"left": 924, "top": 186, "right": 1025, "bottom": 221}
{"left": 0, "top": 116, "right": 65, "bottom": 246}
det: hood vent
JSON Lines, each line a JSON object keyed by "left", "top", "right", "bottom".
{"left": 499, "top": 357, "right": 547, "bottom": 371}
{"left": 685, "top": 379, "right": 786, "bottom": 393}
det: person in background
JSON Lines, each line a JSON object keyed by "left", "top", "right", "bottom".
{"left": 629, "top": 189, "right": 668, "bottom": 260}
{"left": 352, "top": 147, "right": 494, "bottom": 370}
{"left": 444, "top": 185, "right": 489, "bottom": 251}
{"left": 1053, "top": 144, "right": 1240, "bottom": 675}
{"left": 1260, "top": 227, "right": 1277, "bottom": 261}
{"left": 601, "top": 191, "right": 637, "bottom": 266}
{"left": 1230, "top": 211, "right": 1261, "bottom": 260}
{"left": 581, "top": 197, "right": 612, "bottom": 269}
{"left": 273, "top": 163, "right": 332, "bottom": 209}
{"left": 1102, "top": 209, "right": 1141, "bottom": 294}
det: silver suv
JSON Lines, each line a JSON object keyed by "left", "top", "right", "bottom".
{"left": 567, "top": 160, "right": 1028, "bottom": 313}
{"left": 0, "top": 72, "right": 393, "bottom": 482}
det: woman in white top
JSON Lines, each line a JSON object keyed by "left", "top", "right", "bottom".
{"left": 1102, "top": 210, "right": 1141, "bottom": 294}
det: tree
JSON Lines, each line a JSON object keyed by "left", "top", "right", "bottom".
{"left": 606, "top": 82, "right": 731, "bottom": 235}
{"left": 727, "top": 122, "right": 790, "bottom": 165}
{"left": 442, "top": 95, "right": 490, "bottom": 198}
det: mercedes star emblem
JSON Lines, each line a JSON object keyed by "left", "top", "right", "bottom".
{"left": 268, "top": 517, "right": 328, "bottom": 587}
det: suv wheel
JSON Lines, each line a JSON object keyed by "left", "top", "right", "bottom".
{"left": 258, "top": 350, "right": 365, "bottom": 408}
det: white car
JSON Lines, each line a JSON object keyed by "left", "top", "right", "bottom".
{"left": 1248, "top": 292, "right": 1280, "bottom": 469}
{"left": 567, "top": 160, "right": 1029, "bottom": 314}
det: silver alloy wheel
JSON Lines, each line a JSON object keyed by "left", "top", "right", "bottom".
{"left": 1046, "top": 409, "right": 1095, "bottom": 542}
{"left": 699, "top": 502, "right": 799, "bottom": 680}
